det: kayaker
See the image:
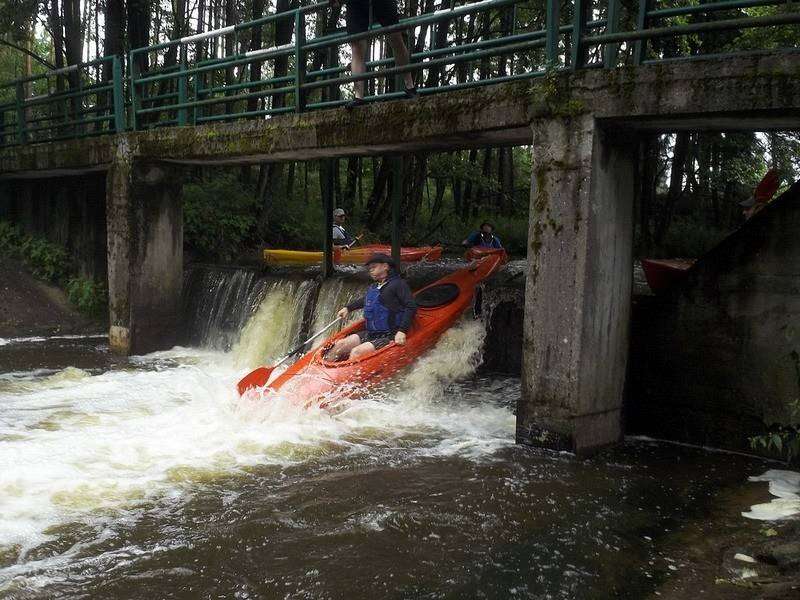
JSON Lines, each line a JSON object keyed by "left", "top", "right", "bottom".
{"left": 329, "top": 0, "right": 417, "bottom": 109}
{"left": 326, "top": 253, "right": 417, "bottom": 361}
{"left": 333, "top": 208, "right": 356, "bottom": 249}
{"left": 462, "top": 222, "right": 503, "bottom": 249}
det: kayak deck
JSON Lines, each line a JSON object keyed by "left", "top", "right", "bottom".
{"left": 241, "top": 253, "right": 505, "bottom": 405}
{"left": 264, "top": 244, "right": 443, "bottom": 265}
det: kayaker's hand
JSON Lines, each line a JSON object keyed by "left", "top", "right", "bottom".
{"left": 394, "top": 331, "right": 406, "bottom": 346}
{"left": 337, "top": 307, "right": 349, "bottom": 320}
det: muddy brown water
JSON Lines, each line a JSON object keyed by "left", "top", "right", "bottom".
{"left": 0, "top": 332, "right": 776, "bottom": 599}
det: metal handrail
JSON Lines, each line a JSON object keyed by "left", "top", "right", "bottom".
{"left": 1, "top": 0, "right": 797, "bottom": 148}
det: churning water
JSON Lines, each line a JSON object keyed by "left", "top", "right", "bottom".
{"left": 0, "top": 268, "right": 778, "bottom": 599}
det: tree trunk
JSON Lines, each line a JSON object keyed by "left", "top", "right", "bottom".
{"left": 246, "top": 0, "right": 266, "bottom": 112}
{"left": 655, "top": 132, "right": 690, "bottom": 244}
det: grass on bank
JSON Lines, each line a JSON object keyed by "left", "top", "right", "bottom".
{"left": 0, "top": 220, "right": 107, "bottom": 317}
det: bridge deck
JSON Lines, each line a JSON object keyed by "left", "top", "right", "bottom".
{"left": 2, "top": 52, "right": 799, "bottom": 178}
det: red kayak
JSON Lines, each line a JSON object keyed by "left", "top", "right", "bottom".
{"left": 240, "top": 253, "right": 506, "bottom": 406}
{"left": 641, "top": 258, "right": 696, "bottom": 294}
{"left": 464, "top": 246, "right": 507, "bottom": 261}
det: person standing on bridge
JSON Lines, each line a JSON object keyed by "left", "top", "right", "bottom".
{"left": 326, "top": 253, "right": 417, "bottom": 361}
{"left": 331, "top": 0, "right": 418, "bottom": 109}
{"left": 462, "top": 222, "right": 503, "bottom": 249}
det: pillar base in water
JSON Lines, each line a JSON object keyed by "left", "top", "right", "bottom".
{"left": 109, "top": 325, "right": 131, "bottom": 355}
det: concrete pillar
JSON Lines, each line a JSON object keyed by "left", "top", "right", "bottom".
{"left": 106, "top": 150, "right": 183, "bottom": 355}
{"left": 518, "top": 115, "right": 635, "bottom": 456}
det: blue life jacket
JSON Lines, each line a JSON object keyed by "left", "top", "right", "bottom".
{"left": 363, "top": 281, "right": 401, "bottom": 333}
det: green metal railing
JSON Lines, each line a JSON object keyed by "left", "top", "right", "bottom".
{"left": 0, "top": 55, "right": 125, "bottom": 147}
{"left": 1, "top": 0, "right": 798, "bottom": 148}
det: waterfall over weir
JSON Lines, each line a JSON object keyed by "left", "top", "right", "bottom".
{"left": 182, "top": 261, "right": 526, "bottom": 373}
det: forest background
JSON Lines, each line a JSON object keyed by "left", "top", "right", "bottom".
{"left": 0, "top": 0, "right": 798, "bottom": 263}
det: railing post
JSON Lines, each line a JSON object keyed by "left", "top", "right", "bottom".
{"left": 193, "top": 69, "right": 204, "bottom": 125}
{"left": 294, "top": 9, "right": 306, "bottom": 113}
{"left": 603, "top": 0, "right": 621, "bottom": 69}
{"left": 571, "top": 0, "right": 587, "bottom": 70}
{"left": 15, "top": 81, "right": 27, "bottom": 144}
{"left": 178, "top": 44, "right": 188, "bottom": 126}
{"left": 546, "top": 0, "right": 561, "bottom": 66}
{"left": 112, "top": 55, "right": 126, "bottom": 133}
{"left": 129, "top": 54, "right": 139, "bottom": 130}
{"left": 633, "top": 0, "right": 650, "bottom": 65}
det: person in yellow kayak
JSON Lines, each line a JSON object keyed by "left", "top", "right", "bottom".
{"left": 326, "top": 254, "right": 417, "bottom": 361}
{"left": 332, "top": 208, "right": 358, "bottom": 249}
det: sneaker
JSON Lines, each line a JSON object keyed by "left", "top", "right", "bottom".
{"left": 345, "top": 97, "right": 366, "bottom": 110}
{"left": 402, "top": 87, "right": 419, "bottom": 100}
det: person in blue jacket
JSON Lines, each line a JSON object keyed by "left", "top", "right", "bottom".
{"left": 462, "top": 222, "right": 502, "bottom": 249}
{"left": 326, "top": 253, "right": 417, "bottom": 361}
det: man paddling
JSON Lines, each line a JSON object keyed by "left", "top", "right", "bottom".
{"left": 327, "top": 253, "right": 417, "bottom": 361}
{"left": 332, "top": 208, "right": 357, "bottom": 249}
{"left": 462, "top": 222, "right": 502, "bottom": 249}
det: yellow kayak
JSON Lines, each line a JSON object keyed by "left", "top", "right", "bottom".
{"left": 263, "top": 244, "right": 443, "bottom": 266}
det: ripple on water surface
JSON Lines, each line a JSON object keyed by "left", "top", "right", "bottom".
{"left": 0, "top": 323, "right": 776, "bottom": 599}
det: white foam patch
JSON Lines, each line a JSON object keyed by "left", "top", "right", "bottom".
{"left": 0, "top": 317, "right": 515, "bottom": 560}
{"left": 0, "top": 333, "right": 107, "bottom": 346}
{"left": 742, "top": 469, "right": 800, "bottom": 520}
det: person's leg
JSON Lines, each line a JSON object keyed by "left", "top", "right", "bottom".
{"left": 349, "top": 341, "right": 377, "bottom": 360}
{"left": 387, "top": 32, "right": 415, "bottom": 90}
{"left": 326, "top": 333, "right": 361, "bottom": 361}
{"left": 350, "top": 39, "right": 368, "bottom": 99}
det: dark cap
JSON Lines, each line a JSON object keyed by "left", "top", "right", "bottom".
{"left": 365, "top": 253, "right": 396, "bottom": 269}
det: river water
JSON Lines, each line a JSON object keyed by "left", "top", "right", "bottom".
{"left": 0, "top": 269, "right": 775, "bottom": 599}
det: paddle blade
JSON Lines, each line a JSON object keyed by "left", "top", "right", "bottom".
{"left": 237, "top": 366, "right": 275, "bottom": 395}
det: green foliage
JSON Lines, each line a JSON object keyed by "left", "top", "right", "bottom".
{"left": 0, "top": 219, "right": 105, "bottom": 316}
{"left": 0, "top": 220, "right": 71, "bottom": 283}
{"left": 750, "top": 399, "right": 800, "bottom": 463}
{"left": 65, "top": 276, "right": 108, "bottom": 317}
{"left": 655, "top": 217, "right": 728, "bottom": 259}
{"left": 182, "top": 173, "right": 259, "bottom": 261}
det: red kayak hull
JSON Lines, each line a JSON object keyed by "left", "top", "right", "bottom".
{"left": 243, "top": 253, "right": 506, "bottom": 406}
{"left": 641, "top": 258, "right": 696, "bottom": 294}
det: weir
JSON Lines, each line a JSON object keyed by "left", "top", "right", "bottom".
{"left": 2, "top": 0, "right": 800, "bottom": 455}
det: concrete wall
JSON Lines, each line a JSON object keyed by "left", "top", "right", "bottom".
{"left": 107, "top": 157, "right": 183, "bottom": 355}
{"left": 0, "top": 174, "right": 107, "bottom": 280}
{"left": 627, "top": 181, "right": 800, "bottom": 451}
{"left": 519, "top": 116, "right": 635, "bottom": 456}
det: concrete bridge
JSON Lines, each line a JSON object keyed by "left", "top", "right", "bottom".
{"left": 2, "top": 45, "right": 800, "bottom": 455}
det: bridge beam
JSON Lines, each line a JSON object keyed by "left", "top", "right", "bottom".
{"left": 518, "top": 114, "right": 635, "bottom": 456}
{"left": 106, "top": 153, "right": 183, "bottom": 355}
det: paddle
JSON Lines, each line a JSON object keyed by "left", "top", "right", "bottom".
{"left": 345, "top": 234, "right": 364, "bottom": 249}
{"left": 237, "top": 317, "right": 342, "bottom": 395}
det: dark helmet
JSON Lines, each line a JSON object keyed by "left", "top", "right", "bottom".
{"left": 364, "top": 253, "right": 397, "bottom": 271}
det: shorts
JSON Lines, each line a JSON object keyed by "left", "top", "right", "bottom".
{"left": 345, "top": 0, "right": 400, "bottom": 35}
{"left": 357, "top": 330, "right": 394, "bottom": 350}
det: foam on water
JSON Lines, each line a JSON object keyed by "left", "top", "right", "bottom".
{"left": 0, "top": 316, "right": 514, "bottom": 568}
{"left": 742, "top": 469, "right": 800, "bottom": 520}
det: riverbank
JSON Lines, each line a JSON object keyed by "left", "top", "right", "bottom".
{"left": 649, "top": 460, "right": 800, "bottom": 599}
{"left": 0, "top": 259, "right": 103, "bottom": 339}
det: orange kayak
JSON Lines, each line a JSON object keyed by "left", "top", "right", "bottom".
{"left": 264, "top": 244, "right": 443, "bottom": 265}
{"left": 241, "top": 253, "right": 506, "bottom": 406}
{"left": 464, "top": 246, "right": 507, "bottom": 261}
{"left": 641, "top": 258, "right": 696, "bottom": 294}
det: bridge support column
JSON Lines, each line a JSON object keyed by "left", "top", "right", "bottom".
{"left": 106, "top": 155, "right": 182, "bottom": 355}
{"left": 518, "top": 115, "right": 634, "bottom": 456}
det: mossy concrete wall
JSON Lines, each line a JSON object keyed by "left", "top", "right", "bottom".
{"left": 627, "top": 181, "right": 800, "bottom": 451}
{"left": 520, "top": 115, "right": 635, "bottom": 456}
